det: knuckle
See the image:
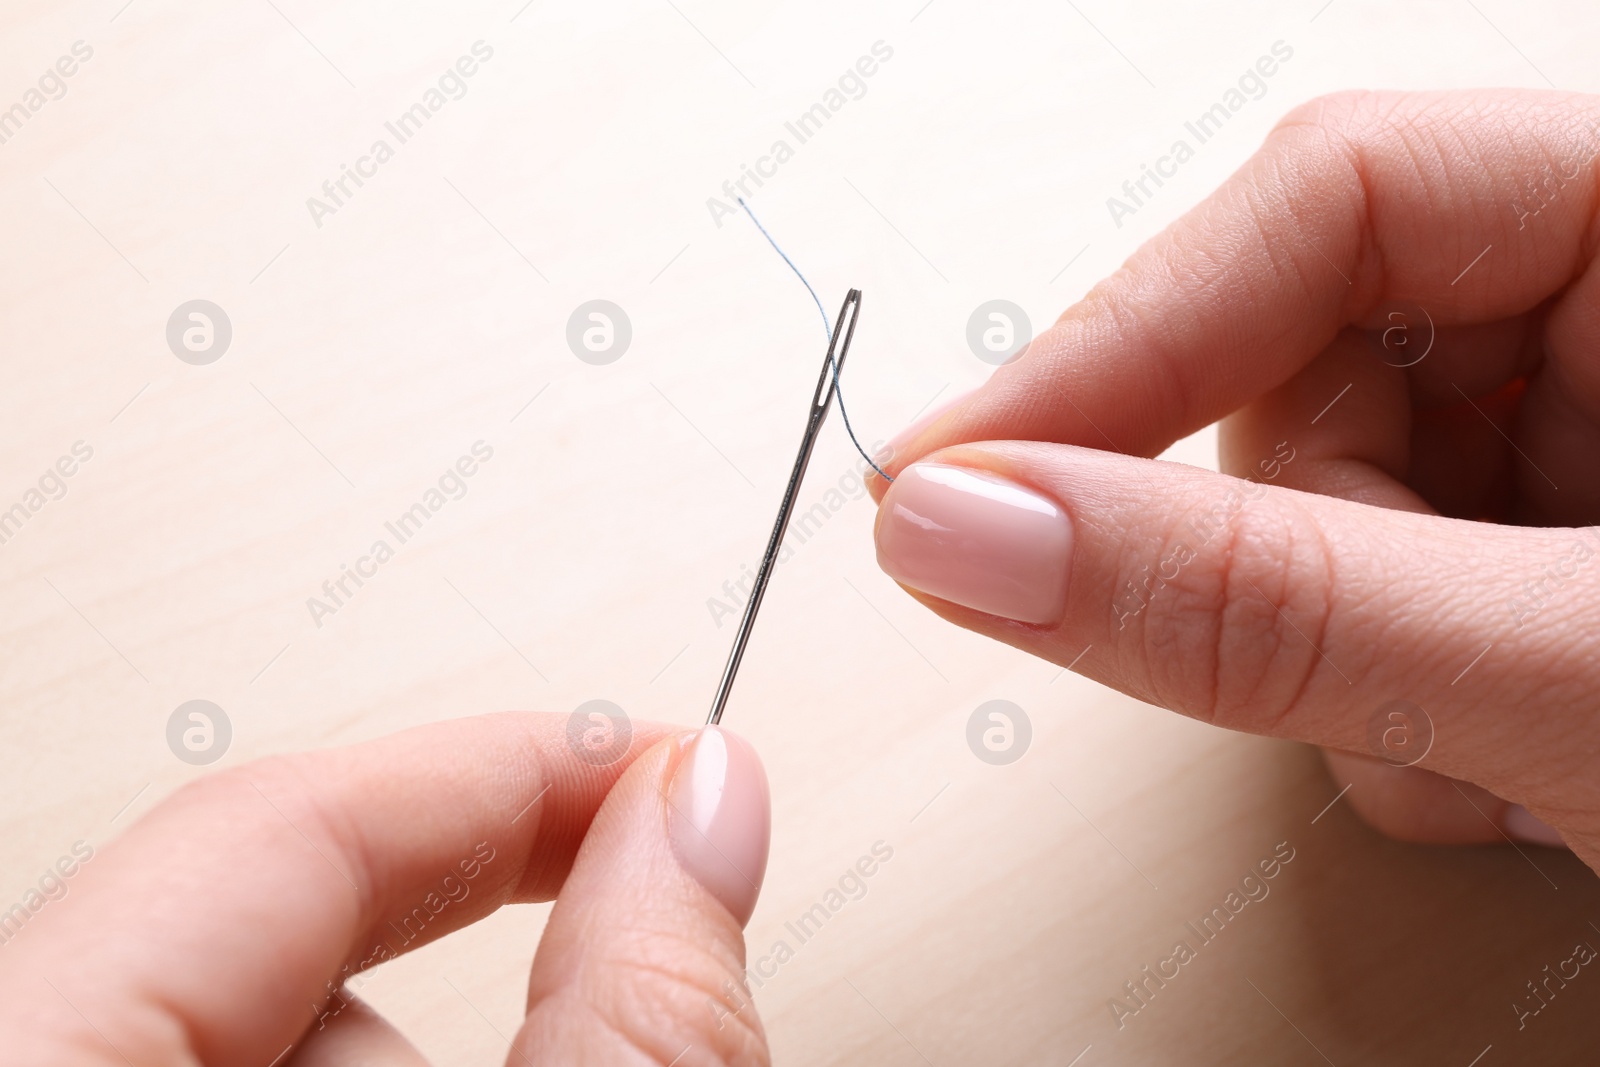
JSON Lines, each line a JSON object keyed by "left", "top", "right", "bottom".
{"left": 1276, "top": 89, "right": 1382, "bottom": 138}
{"left": 170, "top": 755, "right": 376, "bottom": 912}
{"left": 1121, "top": 488, "right": 1341, "bottom": 734}
{"left": 164, "top": 756, "right": 287, "bottom": 819}
{"left": 526, "top": 927, "right": 768, "bottom": 1066}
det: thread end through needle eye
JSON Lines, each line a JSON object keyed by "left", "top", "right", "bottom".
{"left": 711, "top": 202, "right": 895, "bottom": 726}
{"left": 738, "top": 199, "right": 892, "bottom": 484}
{"left": 812, "top": 289, "right": 861, "bottom": 413}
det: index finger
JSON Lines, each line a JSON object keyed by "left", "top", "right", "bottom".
{"left": 876, "top": 89, "right": 1600, "bottom": 487}
{"left": 0, "top": 711, "right": 677, "bottom": 1067}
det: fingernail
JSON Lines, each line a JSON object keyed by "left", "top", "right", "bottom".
{"left": 666, "top": 726, "right": 770, "bottom": 926}
{"left": 885, "top": 387, "right": 978, "bottom": 461}
{"left": 1504, "top": 804, "right": 1566, "bottom": 848}
{"left": 876, "top": 463, "right": 1071, "bottom": 625}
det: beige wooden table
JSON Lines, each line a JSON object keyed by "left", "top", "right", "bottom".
{"left": 2, "top": 0, "right": 1598, "bottom": 1063}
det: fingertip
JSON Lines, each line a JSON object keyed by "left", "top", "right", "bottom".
{"left": 867, "top": 468, "right": 891, "bottom": 504}
{"left": 520, "top": 727, "right": 773, "bottom": 1065}
{"left": 1319, "top": 752, "right": 1572, "bottom": 853}
{"left": 667, "top": 726, "right": 771, "bottom": 927}
{"left": 874, "top": 460, "right": 1072, "bottom": 627}
{"left": 1503, "top": 804, "right": 1568, "bottom": 849}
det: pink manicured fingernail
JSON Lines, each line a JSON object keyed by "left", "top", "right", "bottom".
{"left": 876, "top": 463, "right": 1072, "bottom": 625}
{"left": 667, "top": 726, "right": 770, "bottom": 926}
{"left": 1504, "top": 804, "right": 1566, "bottom": 848}
{"left": 885, "top": 387, "right": 978, "bottom": 460}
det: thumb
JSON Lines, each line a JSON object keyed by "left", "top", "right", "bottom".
{"left": 873, "top": 443, "right": 1600, "bottom": 847}
{"left": 513, "top": 726, "right": 771, "bottom": 1066}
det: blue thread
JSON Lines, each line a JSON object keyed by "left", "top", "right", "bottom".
{"left": 738, "top": 197, "right": 893, "bottom": 483}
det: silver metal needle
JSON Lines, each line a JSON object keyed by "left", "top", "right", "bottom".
{"left": 707, "top": 288, "right": 863, "bottom": 726}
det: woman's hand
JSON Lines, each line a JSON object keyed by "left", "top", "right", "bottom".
{"left": 0, "top": 713, "right": 771, "bottom": 1066}
{"left": 872, "top": 90, "right": 1600, "bottom": 870}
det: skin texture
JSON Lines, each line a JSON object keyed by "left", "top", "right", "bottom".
{"left": 7, "top": 87, "right": 1600, "bottom": 1065}
{"left": 872, "top": 90, "right": 1600, "bottom": 872}
{"left": 0, "top": 713, "right": 771, "bottom": 1066}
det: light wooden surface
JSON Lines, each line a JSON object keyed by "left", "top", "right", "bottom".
{"left": 2, "top": 0, "right": 1598, "bottom": 1063}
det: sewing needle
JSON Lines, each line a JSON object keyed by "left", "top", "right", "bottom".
{"left": 706, "top": 288, "right": 863, "bottom": 726}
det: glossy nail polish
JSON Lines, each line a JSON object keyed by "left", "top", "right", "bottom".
{"left": 666, "top": 726, "right": 770, "bottom": 926}
{"left": 876, "top": 463, "right": 1072, "bottom": 625}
